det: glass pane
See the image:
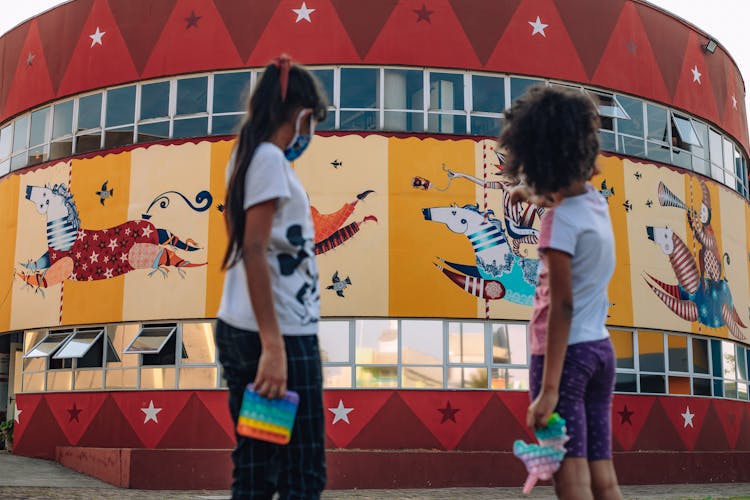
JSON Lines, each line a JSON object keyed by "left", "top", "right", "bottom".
{"left": 646, "top": 141, "right": 670, "bottom": 163}
{"left": 692, "top": 338, "right": 710, "bottom": 374}
{"left": 667, "top": 335, "right": 688, "bottom": 372}
{"left": 106, "top": 86, "right": 136, "bottom": 127}
{"left": 618, "top": 136, "right": 644, "bottom": 157}
{"left": 738, "top": 382, "right": 748, "bottom": 400}
{"left": 492, "top": 324, "right": 526, "bottom": 365}
{"left": 53, "top": 101, "right": 74, "bottom": 138}
{"left": 75, "top": 133, "right": 101, "bottom": 154}
{"left": 340, "top": 68, "right": 379, "bottom": 108}
{"left": 510, "top": 77, "right": 541, "bottom": 102}
{"left": 107, "top": 324, "right": 139, "bottom": 367}
{"left": 713, "top": 378, "right": 723, "bottom": 397}
{"left": 78, "top": 94, "right": 103, "bottom": 131}
{"left": 671, "top": 148, "right": 691, "bottom": 169}
{"left": 10, "top": 153, "right": 27, "bottom": 170}
{"left": 13, "top": 116, "right": 29, "bottom": 151}
{"left": 23, "top": 357, "right": 44, "bottom": 371}
{"left": 141, "top": 81, "right": 170, "bottom": 120}
{"left": 588, "top": 92, "right": 629, "bottom": 119}
{"left": 471, "top": 116, "right": 502, "bottom": 137}
{"left": 472, "top": 75, "right": 504, "bottom": 113}
{"left": 709, "top": 129, "right": 723, "bottom": 166}
{"left": 50, "top": 139, "right": 73, "bottom": 160}
{"left": 640, "top": 374, "right": 665, "bottom": 393}
{"left": 24, "top": 330, "right": 45, "bottom": 353}
{"left": 638, "top": 331, "right": 664, "bottom": 372}
{"left": 691, "top": 120, "right": 708, "bottom": 159}
{"left": 54, "top": 329, "right": 103, "bottom": 358}
{"left": 724, "top": 381, "right": 738, "bottom": 399}
{"left": 401, "top": 320, "right": 443, "bottom": 365}
{"left": 104, "top": 126, "right": 134, "bottom": 149}
{"left": 610, "top": 330, "right": 634, "bottom": 369}
{"left": 692, "top": 377, "right": 711, "bottom": 396}
{"left": 430, "top": 72, "right": 463, "bottom": 110}
{"left": 137, "top": 121, "right": 170, "bottom": 143}
{"left": 0, "top": 160, "right": 8, "bottom": 176}
{"left": 47, "top": 370, "right": 72, "bottom": 391}
{"left": 213, "top": 72, "right": 251, "bottom": 114}
{"left": 723, "top": 341, "right": 737, "bottom": 380}
{"left": 428, "top": 113, "right": 466, "bottom": 134}
{"left": 212, "top": 114, "right": 243, "bottom": 135}
{"left": 599, "top": 130, "right": 616, "bottom": 151}
{"left": 355, "top": 319, "right": 397, "bottom": 364}
{"left": 105, "top": 368, "right": 137, "bottom": 389}
{"left": 125, "top": 325, "right": 176, "bottom": 354}
{"left": 384, "top": 69, "right": 423, "bottom": 110}
{"left": 710, "top": 339, "right": 722, "bottom": 376}
{"left": 448, "top": 322, "right": 484, "bottom": 363}
{"left": 646, "top": 104, "right": 668, "bottom": 142}
{"left": 25, "top": 332, "right": 72, "bottom": 358}
{"left": 692, "top": 155, "right": 709, "bottom": 176}
{"left": 738, "top": 346, "right": 748, "bottom": 381}
{"left": 27, "top": 146, "right": 47, "bottom": 166}
{"left": 140, "top": 367, "right": 176, "bottom": 389}
{"left": 182, "top": 322, "right": 216, "bottom": 364}
{"left": 672, "top": 114, "right": 700, "bottom": 146}
{"left": 74, "top": 369, "right": 103, "bottom": 390}
{"left": 49, "top": 356, "right": 72, "bottom": 371}
{"left": 323, "top": 366, "right": 352, "bottom": 388}
{"left": 177, "top": 76, "right": 208, "bottom": 115}
{"left": 448, "top": 367, "right": 488, "bottom": 389}
{"left": 179, "top": 367, "right": 217, "bottom": 388}
{"left": 668, "top": 375, "right": 690, "bottom": 395}
{"left": 173, "top": 117, "right": 208, "bottom": 138}
{"left": 340, "top": 110, "right": 377, "bottom": 131}
{"left": 614, "top": 373, "right": 637, "bottom": 393}
{"left": 22, "top": 372, "right": 45, "bottom": 393}
{"left": 1, "top": 125, "right": 13, "bottom": 158}
{"left": 355, "top": 366, "right": 397, "bottom": 387}
{"left": 319, "top": 321, "right": 350, "bottom": 363}
{"left": 401, "top": 366, "right": 443, "bottom": 388}
{"left": 723, "top": 138, "right": 735, "bottom": 174}
{"left": 310, "top": 69, "right": 334, "bottom": 105}
{"left": 491, "top": 367, "right": 528, "bottom": 390}
{"left": 616, "top": 96, "right": 644, "bottom": 137}
{"left": 317, "top": 111, "right": 335, "bottom": 131}
{"left": 383, "top": 111, "right": 423, "bottom": 132}
{"left": 29, "top": 108, "right": 49, "bottom": 146}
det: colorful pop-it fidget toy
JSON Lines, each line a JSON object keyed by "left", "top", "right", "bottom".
{"left": 236, "top": 385, "right": 299, "bottom": 445}
{"left": 513, "top": 412, "right": 570, "bottom": 494}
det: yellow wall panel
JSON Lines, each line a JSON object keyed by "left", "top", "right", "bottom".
{"left": 206, "top": 140, "right": 233, "bottom": 317}
{"left": 61, "top": 277, "right": 125, "bottom": 326}
{"left": 0, "top": 174, "right": 20, "bottom": 331}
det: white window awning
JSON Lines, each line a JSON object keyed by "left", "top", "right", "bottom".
{"left": 24, "top": 330, "right": 74, "bottom": 358}
{"left": 124, "top": 324, "right": 177, "bottom": 354}
{"left": 52, "top": 328, "right": 105, "bottom": 359}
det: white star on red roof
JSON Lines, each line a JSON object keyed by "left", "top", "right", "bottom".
{"left": 528, "top": 16, "right": 548, "bottom": 37}
{"left": 691, "top": 65, "right": 702, "bottom": 84}
{"left": 293, "top": 2, "right": 315, "bottom": 23}
{"left": 89, "top": 27, "right": 106, "bottom": 48}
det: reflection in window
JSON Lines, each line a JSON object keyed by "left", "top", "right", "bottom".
{"left": 709, "top": 129, "right": 723, "bottom": 169}
{"left": 340, "top": 68, "right": 379, "bottom": 108}
{"left": 668, "top": 376, "right": 690, "bottom": 395}
{"left": 472, "top": 75, "right": 504, "bottom": 113}
{"left": 173, "top": 117, "right": 208, "bottom": 138}
{"left": 30, "top": 108, "right": 49, "bottom": 147}
{"left": 105, "top": 368, "right": 137, "bottom": 389}
{"left": 402, "top": 366, "right": 442, "bottom": 388}
{"left": 140, "top": 81, "right": 170, "bottom": 120}
{"left": 25, "top": 331, "right": 73, "bottom": 358}
{"left": 50, "top": 139, "right": 73, "bottom": 161}
{"left": 182, "top": 322, "right": 216, "bottom": 364}
{"left": 310, "top": 69, "right": 334, "bottom": 105}
{"left": 107, "top": 324, "right": 139, "bottom": 367}
{"left": 0, "top": 125, "right": 12, "bottom": 160}
{"left": 212, "top": 114, "right": 243, "bottom": 136}
{"left": 13, "top": 116, "right": 29, "bottom": 152}
{"left": 401, "top": 320, "right": 442, "bottom": 364}
{"left": 76, "top": 132, "right": 101, "bottom": 154}
{"left": 324, "top": 366, "right": 352, "bottom": 388}
{"left": 448, "top": 322, "right": 484, "bottom": 364}
{"left": 104, "top": 126, "right": 134, "bottom": 149}
{"left": 213, "top": 72, "right": 251, "bottom": 114}
{"left": 355, "top": 319, "right": 397, "bottom": 364}
{"left": 615, "top": 373, "right": 637, "bottom": 393}
{"left": 356, "top": 366, "right": 397, "bottom": 387}
{"left": 692, "top": 338, "right": 710, "bottom": 374}
{"left": 616, "top": 95, "right": 644, "bottom": 137}
{"left": 54, "top": 328, "right": 105, "bottom": 368}
{"left": 618, "top": 135, "right": 645, "bottom": 157}
{"left": 492, "top": 368, "right": 528, "bottom": 390}
{"left": 177, "top": 77, "right": 208, "bottom": 115}
{"left": 78, "top": 94, "right": 102, "bottom": 131}
{"left": 340, "top": 110, "right": 377, "bottom": 131}
{"left": 638, "top": 331, "right": 664, "bottom": 372}
{"left": 723, "top": 341, "right": 737, "bottom": 380}
{"left": 47, "top": 370, "right": 72, "bottom": 391}
{"left": 141, "top": 367, "right": 176, "bottom": 389}
{"left": 137, "top": 121, "right": 170, "bottom": 143}
{"left": 692, "top": 377, "right": 711, "bottom": 396}
{"left": 737, "top": 345, "right": 747, "bottom": 381}
{"left": 179, "top": 367, "right": 217, "bottom": 388}
{"left": 510, "top": 77, "right": 541, "bottom": 102}
{"left": 383, "top": 112, "right": 422, "bottom": 132}
{"left": 75, "top": 369, "right": 103, "bottom": 390}
{"left": 430, "top": 72, "right": 464, "bottom": 111}
{"left": 640, "top": 374, "right": 665, "bottom": 393}
{"left": 385, "top": 69, "right": 423, "bottom": 110}
{"left": 492, "top": 324, "right": 526, "bottom": 365}
{"left": 471, "top": 116, "right": 502, "bottom": 137}
{"left": 106, "top": 86, "right": 136, "bottom": 127}
{"left": 448, "top": 367, "right": 488, "bottom": 389}
{"left": 610, "top": 329, "right": 634, "bottom": 369}
{"left": 646, "top": 141, "right": 670, "bottom": 164}
{"left": 646, "top": 104, "right": 668, "bottom": 142}
{"left": 667, "top": 335, "right": 688, "bottom": 372}
{"left": 428, "top": 113, "right": 466, "bottom": 134}
{"left": 318, "top": 321, "right": 350, "bottom": 363}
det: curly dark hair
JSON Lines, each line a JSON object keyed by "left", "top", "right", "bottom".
{"left": 498, "top": 84, "right": 600, "bottom": 196}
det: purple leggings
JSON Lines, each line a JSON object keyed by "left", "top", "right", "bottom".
{"left": 530, "top": 337, "right": 616, "bottom": 461}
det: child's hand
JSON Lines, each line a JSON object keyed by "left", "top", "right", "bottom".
{"left": 254, "top": 340, "right": 288, "bottom": 399}
{"left": 527, "top": 390, "right": 559, "bottom": 431}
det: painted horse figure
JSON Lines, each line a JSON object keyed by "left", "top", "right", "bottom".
{"left": 423, "top": 203, "right": 539, "bottom": 305}
{"left": 17, "top": 183, "right": 206, "bottom": 290}
{"left": 645, "top": 225, "right": 746, "bottom": 340}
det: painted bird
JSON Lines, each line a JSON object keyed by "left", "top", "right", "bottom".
{"left": 634, "top": 171, "right": 642, "bottom": 180}
{"left": 599, "top": 180, "right": 615, "bottom": 202}
{"left": 96, "top": 181, "right": 114, "bottom": 206}
{"left": 327, "top": 271, "right": 352, "bottom": 297}
{"left": 623, "top": 200, "right": 632, "bottom": 212}
{"left": 331, "top": 159, "right": 343, "bottom": 169}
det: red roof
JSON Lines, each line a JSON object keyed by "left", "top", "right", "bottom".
{"left": 0, "top": 0, "right": 747, "bottom": 151}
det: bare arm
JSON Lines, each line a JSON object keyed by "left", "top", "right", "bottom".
{"left": 448, "top": 170, "right": 505, "bottom": 190}
{"left": 527, "top": 249, "right": 573, "bottom": 430}
{"left": 243, "top": 199, "right": 287, "bottom": 399}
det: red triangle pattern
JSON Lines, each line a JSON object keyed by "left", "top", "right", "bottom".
{"left": 449, "top": 0, "right": 522, "bottom": 66}
{"left": 3, "top": 21, "right": 56, "bottom": 120}
{"left": 330, "top": 0, "right": 398, "bottom": 60}
{"left": 12, "top": 391, "right": 750, "bottom": 461}
{"left": 484, "top": 0, "right": 588, "bottom": 83}
{"left": 247, "top": 0, "right": 360, "bottom": 66}
{"left": 57, "top": 0, "right": 139, "bottom": 97}
{"left": 0, "top": 22, "right": 30, "bottom": 118}
{"left": 672, "top": 31, "right": 720, "bottom": 126}
{"left": 213, "top": 0, "right": 282, "bottom": 63}
{"left": 141, "top": 0, "right": 242, "bottom": 79}
{"left": 705, "top": 48, "right": 729, "bottom": 123}
{"left": 591, "top": 1, "right": 670, "bottom": 104}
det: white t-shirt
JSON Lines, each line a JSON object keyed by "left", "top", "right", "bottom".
{"left": 529, "top": 184, "right": 615, "bottom": 355}
{"left": 218, "top": 142, "right": 320, "bottom": 335}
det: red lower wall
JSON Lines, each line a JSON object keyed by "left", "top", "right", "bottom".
{"left": 15, "top": 390, "right": 750, "bottom": 487}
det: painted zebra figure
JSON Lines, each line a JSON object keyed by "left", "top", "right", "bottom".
{"left": 17, "top": 183, "right": 205, "bottom": 289}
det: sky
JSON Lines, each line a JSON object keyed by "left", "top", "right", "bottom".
{"left": 0, "top": 0, "right": 749, "bottom": 112}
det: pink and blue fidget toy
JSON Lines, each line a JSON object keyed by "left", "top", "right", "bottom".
{"left": 236, "top": 384, "right": 299, "bottom": 445}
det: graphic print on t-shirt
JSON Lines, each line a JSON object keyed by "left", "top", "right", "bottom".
{"left": 277, "top": 224, "right": 319, "bottom": 325}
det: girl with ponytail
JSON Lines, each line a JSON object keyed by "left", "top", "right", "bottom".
{"left": 216, "top": 55, "right": 328, "bottom": 499}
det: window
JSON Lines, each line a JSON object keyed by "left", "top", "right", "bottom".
{"left": 428, "top": 72, "right": 466, "bottom": 134}
{"left": 671, "top": 113, "right": 701, "bottom": 147}
{"left": 53, "top": 328, "right": 104, "bottom": 361}
{"left": 616, "top": 95, "right": 644, "bottom": 137}
{"left": 587, "top": 91, "right": 629, "bottom": 135}
{"left": 510, "top": 77, "right": 541, "bottom": 103}
{"left": 354, "top": 319, "right": 397, "bottom": 364}
{"left": 51, "top": 101, "right": 74, "bottom": 160}
{"left": 140, "top": 81, "right": 170, "bottom": 120}
{"left": 0, "top": 124, "right": 11, "bottom": 174}
{"left": 638, "top": 331, "right": 665, "bottom": 393}
{"left": 182, "top": 321, "right": 216, "bottom": 364}
{"left": 106, "top": 86, "right": 136, "bottom": 128}
{"left": 177, "top": 76, "right": 208, "bottom": 116}
{"left": 124, "top": 323, "right": 177, "bottom": 366}
{"left": 691, "top": 120, "right": 709, "bottom": 175}
{"left": 491, "top": 323, "right": 526, "bottom": 365}
{"left": 137, "top": 121, "right": 170, "bottom": 144}
{"left": 709, "top": 129, "right": 724, "bottom": 181}
{"left": 318, "top": 321, "right": 350, "bottom": 363}
{"left": 213, "top": 72, "right": 251, "bottom": 114}
{"left": 401, "top": 320, "right": 442, "bottom": 364}
{"left": 310, "top": 69, "right": 334, "bottom": 105}
{"left": 472, "top": 75, "right": 504, "bottom": 113}
{"left": 384, "top": 68, "right": 424, "bottom": 132}
{"left": 340, "top": 68, "right": 379, "bottom": 131}
{"left": 448, "top": 322, "right": 484, "bottom": 363}
{"left": 611, "top": 329, "right": 634, "bottom": 369}
{"left": 77, "top": 94, "right": 102, "bottom": 131}
{"left": 24, "top": 330, "right": 73, "bottom": 358}
{"left": 174, "top": 117, "right": 208, "bottom": 138}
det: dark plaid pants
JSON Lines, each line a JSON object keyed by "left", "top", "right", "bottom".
{"left": 216, "top": 320, "right": 326, "bottom": 500}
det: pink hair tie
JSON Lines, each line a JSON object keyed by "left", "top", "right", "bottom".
{"left": 271, "top": 54, "right": 293, "bottom": 102}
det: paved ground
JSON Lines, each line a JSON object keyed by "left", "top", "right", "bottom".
{"left": 1, "top": 451, "right": 750, "bottom": 499}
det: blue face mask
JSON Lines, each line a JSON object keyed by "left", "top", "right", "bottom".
{"left": 284, "top": 109, "right": 315, "bottom": 161}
